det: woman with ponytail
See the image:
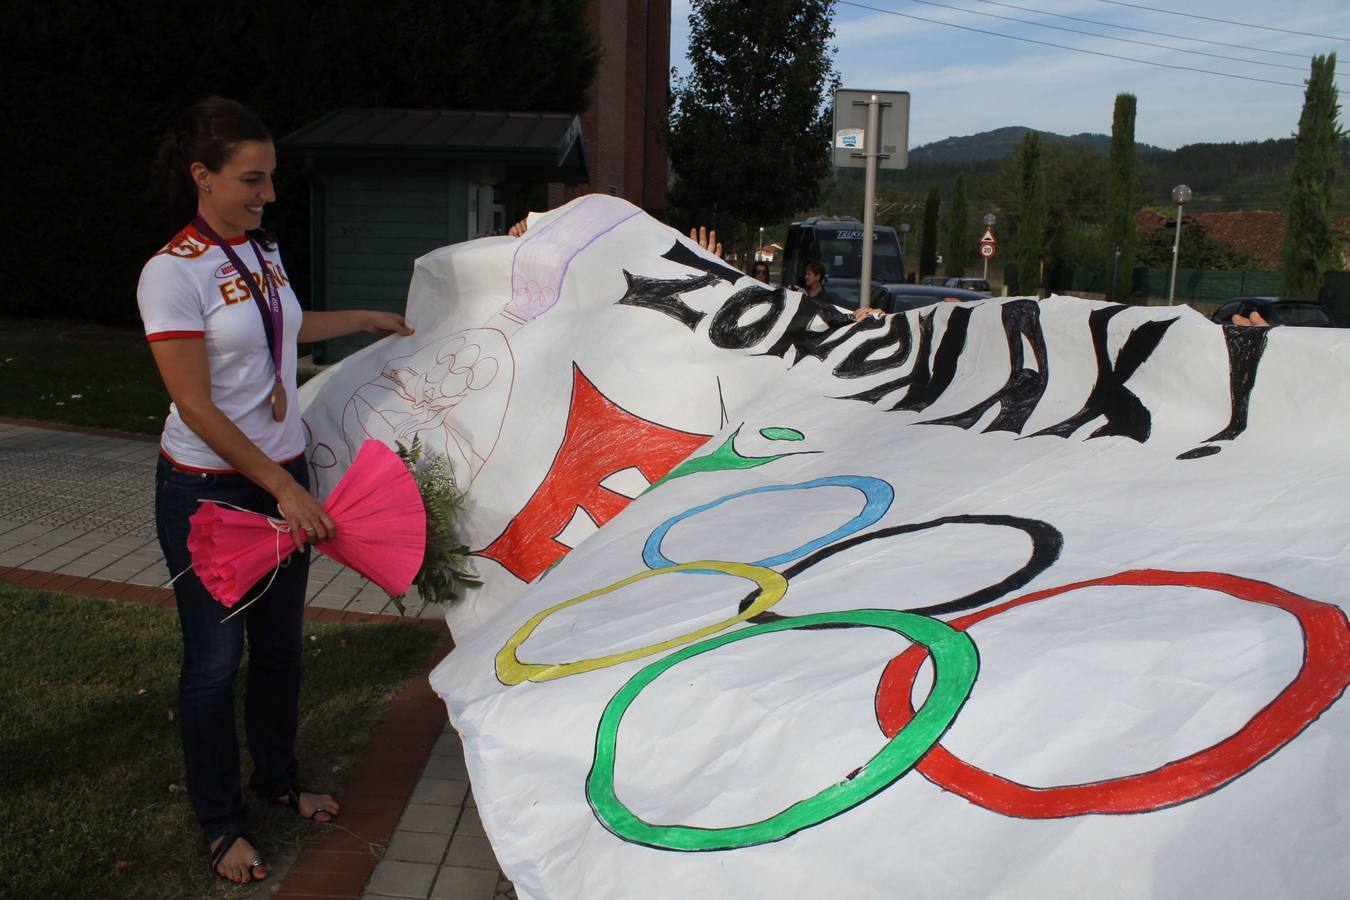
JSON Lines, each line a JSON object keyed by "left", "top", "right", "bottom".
{"left": 138, "top": 96, "right": 414, "bottom": 884}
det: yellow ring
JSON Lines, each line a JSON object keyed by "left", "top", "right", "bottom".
{"left": 495, "top": 561, "right": 787, "bottom": 684}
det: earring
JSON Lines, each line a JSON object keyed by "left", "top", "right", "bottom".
{"left": 203, "top": 184, "right": 212, "bottom": 193}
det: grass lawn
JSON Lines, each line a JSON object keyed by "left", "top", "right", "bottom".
{"left": 0, "top": 585, "right": 446, "bottom": 899}
{"left": 0, "top": 316, "right": 169, "bottom": 434}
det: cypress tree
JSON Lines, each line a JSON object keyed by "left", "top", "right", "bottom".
{"left": 919, "top": 188, "right": 940, "bottom": 278}
{"left": 1104, "top": 93, "right": 1138, "bottom": 302}
{"left": 1280, "top": 53, "right": 1342, "bottom": 298}
{"left": 943, "top": 175, "right": 969, "bottom": 277}
{"left": 1016, "top": 132, "right": 1047, "bottom": 296}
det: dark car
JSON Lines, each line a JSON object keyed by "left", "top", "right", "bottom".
{"left": 883, "top": 285, "right": 989, "bottom": 313}
{"left": 1210, "top": 297, "right": 1335, "bottom": 327}
{"left": 945, "top": 277, "right": 992, "bottom": 295}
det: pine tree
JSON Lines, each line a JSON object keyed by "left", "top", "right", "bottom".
{"left": 943, "top": 175, "right": 969, "bottom": 277}
{"left": 668, "top": 0, "right": 840, "bottom": 260}
{"left": 1280, "top": 53, "right": 1343, "bottom": 298}
{"left": 1015, "top": 132, "right": 1047, "bottom": 295}
{"left": 919, "top": 188, "right": 941, "bottom": 278}
{"left": 1104, "top": 94, "right": 1138, "bottom": 302}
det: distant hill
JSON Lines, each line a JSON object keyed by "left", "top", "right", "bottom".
{"left": 820, "top": 127, "right": 1345, "bottom": 216}
{"left": 908, "top": 126, "right": 1163, "bottom": 165}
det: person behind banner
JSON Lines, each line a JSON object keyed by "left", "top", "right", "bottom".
{"left": 802, "top": 260, "right": 879, "bottom": 325}
{"left": 750, "top": 260, "right": 772, "bottom": 285}
{"left": 137, "top": 96, "right": 414, "bottom": 885}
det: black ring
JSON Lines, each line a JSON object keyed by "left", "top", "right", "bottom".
{"left": 737, "top": 514, "right": 1063, "bottom": 623}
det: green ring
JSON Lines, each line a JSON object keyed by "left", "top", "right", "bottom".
{"left": 585, "top": 609, "right": 978, "bottom": 851}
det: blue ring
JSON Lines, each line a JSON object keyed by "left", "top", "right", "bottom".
{"left": 643, "top": 476, "right": 894, "bottom": 570}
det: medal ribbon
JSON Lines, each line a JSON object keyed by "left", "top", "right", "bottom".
{"left": 191, "top": 216, "right": 284, "bottom": 389}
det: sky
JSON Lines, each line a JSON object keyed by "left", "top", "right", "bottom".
{"left": 670, "top": 0, "right": 1350, "bottom": 150}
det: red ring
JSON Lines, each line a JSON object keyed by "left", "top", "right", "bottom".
{"left": 876, "top": 569, "right": 1350, "bottom": 817}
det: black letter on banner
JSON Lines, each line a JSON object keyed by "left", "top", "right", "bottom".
{"left": 893, "top": 305, "right": 975, "bottom": 411}
{"left": 763, "top": 303, "right": 887, "bottom": 364}
{"left": 832, "top": 314, "right": 913, "bottom": 379}
{"left": 660, "top": 240, "right": 746, "bottom": 284}
{"left": 838, "top": 306, "right": 972, "bottom": 407}
{"left": 1177, "top": 325, "right": 1270, "bottom": 460}
{"left": 922, "top": 299, "right": 1049, "bottom": 432}
{"left": 709, "top": 286, "right": 786, "bottom": 349}
{"left": 1032, "top": 305, "right": 1176, "bottom": 442}
{"left": 615, "top": 270, "right": 718, "bottom": 331}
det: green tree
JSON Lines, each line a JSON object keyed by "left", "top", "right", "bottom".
{"left": 668, "top": 0, "right": 839, "bottom": 261}
{"left": 943, "top": 175, "right": 969, "bottom": 277}
{"left": 919, "top": 188, "right": 941, "bottom": 278}
{"left": 1015, "top": 132, "right": 1047, "bottom": 295}
{"left": 1104, "top": 94, "right": 1139, "bottom": 301}
{"left": 1281, "top": 53, "right": 1343, "bottom": 298}
{"left": 1137, "top": 220, "right": 1254, "bottom": 270}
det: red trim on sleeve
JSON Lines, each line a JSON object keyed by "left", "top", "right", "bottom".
{"left": 146, "top": 330, "right": 205, "bottom": 343}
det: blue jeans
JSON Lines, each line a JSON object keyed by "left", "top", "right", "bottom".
{"left": 155, "top": 454, "right": 311, "bottom": 842}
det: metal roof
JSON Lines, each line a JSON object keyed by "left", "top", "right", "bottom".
{"left": 279, "top": 108, "right": 587, "bottom": 181}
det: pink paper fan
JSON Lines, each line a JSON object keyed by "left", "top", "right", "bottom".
{"left": 187, "top": 502, "right": 300, "bottom": 608}
{"left": 186, "top": 440, "right": 427, "bottom": 609}
{"left": 315, "top": 440, "right": 426, "bottom": 596}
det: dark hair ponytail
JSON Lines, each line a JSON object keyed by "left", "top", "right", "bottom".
{"left": 155, "top": 96, "right": 274, "bottom": 245}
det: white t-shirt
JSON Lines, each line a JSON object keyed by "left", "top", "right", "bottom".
{"left": 137, "top": 223, "right": 305, "bottom": 472}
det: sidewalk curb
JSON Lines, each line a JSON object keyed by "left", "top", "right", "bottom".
{"left": 0, "top": 415, "right": 160, "bottom": 442}
{"left": 272, "top": 644, "right": 453, "bottom": 899}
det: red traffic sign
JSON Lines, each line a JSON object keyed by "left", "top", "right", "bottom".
{"left": 980, "top": 228, "right": 996, "bottom": 244}
{"left": 979, "top": 243, "right": 995, "bottom": 258}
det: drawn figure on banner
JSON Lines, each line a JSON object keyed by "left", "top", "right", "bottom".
{"left": 505, "top": 195, "right": 643, "bottom": 324}
{"left": 338, "top": 328, "right": 514, "bottom": 490}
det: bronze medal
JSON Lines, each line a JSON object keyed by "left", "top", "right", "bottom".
{"left": 270, "top": 381, "right": 288, "bottom": 422}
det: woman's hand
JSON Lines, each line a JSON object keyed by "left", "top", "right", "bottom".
{"left": 853, "top": 307, "right": 884, "bottom": 321}
{"left": 689, "top": 226, "right": 723, "bottom": 258}
{"left": 273, "top": 476, "right": 335, "bottom": 550}
{"left": 362, "top": 310, "right": 414, "bottom": 337}
{"left": 509, "top": 217, "right": 530, "bottom": 237}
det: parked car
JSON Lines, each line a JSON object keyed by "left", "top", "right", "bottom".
{"left": 1209, "top": 297, "right": 1335, "bottom": 327}
{"left": 883, "top": 285, "right": 990, "bottom": 313}
{"left": 920, "top": 275, "right": 949, "bottom": 287}
{"left": 780, "top": 216, "right": 906, "bottom": 308}
{"left": 945, "top": 277, "right": 992, "bottom": 295}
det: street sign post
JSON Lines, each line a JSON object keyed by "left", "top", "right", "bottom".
{"left": 979, "top": 228, "right": 997, "bottom": 280}
{"left": 833, "top": 89, "right": 910, "bottom": 302}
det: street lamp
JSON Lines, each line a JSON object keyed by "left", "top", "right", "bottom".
{"left": 757, "top": 226, "right": 764, "bottom": 261}
{"left": 982, "top": 213, "right": 996, "bottom": 281}
{"left": 1167, "top": 184, "right": 1192, "bottom": 306}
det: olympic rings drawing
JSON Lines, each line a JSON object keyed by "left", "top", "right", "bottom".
{"left": 737, "top": 514, "right": 1063, "bottom": 621}
{"left": 875, "top": 570, "right": 1350, "bottom": 818}
{"left": 642, "top": 475, "right": 894, "bottom": 570}
{"left": 492, "top": 464, "right": 1347, "bottom": 847}
{"left": 586, "top": 609, "right": 979, "bottom": 851}
{"left": 495, "top": 561, "right": 787, "bottom": 684}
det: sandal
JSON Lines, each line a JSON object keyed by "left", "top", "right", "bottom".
{"left": 274, "top": 785, "right": 336, "bottom": 822}
{"left": 209, "top": 828, "right": 267, "bottom": 883}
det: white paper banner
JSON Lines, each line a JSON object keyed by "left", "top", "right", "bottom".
{"left": 301, "top": 196, "right": 1350, "bottom": 899}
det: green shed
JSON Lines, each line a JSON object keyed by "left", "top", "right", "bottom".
{"left": 280, "top": 108, "right": 587, "bottom": 361}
